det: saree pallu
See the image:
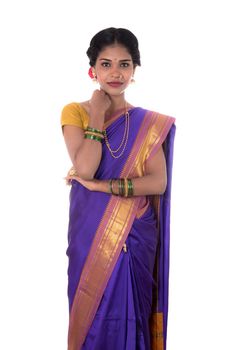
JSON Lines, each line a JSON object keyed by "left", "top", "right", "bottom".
{"left": 66, "top": 107, "right": 176, "bottom": 350}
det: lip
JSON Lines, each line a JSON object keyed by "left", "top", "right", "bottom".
{"left": 107, "top": 82, "right": 123, "bottom": 88}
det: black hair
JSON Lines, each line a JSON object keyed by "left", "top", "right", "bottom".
{"left": 86, "top": 27, "right": 141, "bottom": 67}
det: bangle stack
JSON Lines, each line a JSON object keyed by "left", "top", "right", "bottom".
{"left": 84, "top": 126, "right": 104, "bottom": 143}
{"left": 109, "top": 178, "right": 134, "bottom": 197}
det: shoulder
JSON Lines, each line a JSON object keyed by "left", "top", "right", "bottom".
{"left": 61, "top": 102, "right": 82, "bottom": 114}
{"left": 132, "top": 107, "right": 175, "bottom": 123}
{"left": 61, "top": 101, "right": 89, "bottom": 128}
{"left": 143, "top": 108, "right": 175, "bottom": 125}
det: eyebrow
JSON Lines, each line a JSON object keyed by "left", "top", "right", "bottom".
{"left": 99, "top": 58, "right": 132, "bottom": 62}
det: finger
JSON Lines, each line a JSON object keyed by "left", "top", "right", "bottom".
{"left": 65, "top": 175, "right": 82, "bottom": 184}
{"left": 68, "top": 167, "right": 78, "bottom": 176}
{"left": 100, "top": 88, "right": 107, "bottom": 95}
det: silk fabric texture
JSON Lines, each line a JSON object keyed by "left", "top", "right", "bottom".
{"left": 61, "top": 105, "right": 176, "bottom": 350}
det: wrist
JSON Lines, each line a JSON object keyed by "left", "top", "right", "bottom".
{"left": 94, "top": 180, "right": 109, "bottom": 193}
{"left": 88, "top": 118, "right": 105, "bottom": 131}
{"left": 89, "top": 110, "right": 105, "bottom": 128}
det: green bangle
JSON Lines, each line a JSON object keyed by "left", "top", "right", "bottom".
{"left": 109, "top": 179, "right": 114, "bottom": 194}
{"left": 84, "top": 131, "right": 104, "bottom": 139}
{"left": 127, "top": 179, "right": 134, "bottom": 197}
{"left": 86, "top": 126, "right": 104, "bottom": 136}
{"left": 118, "top": 178, "right": 125, "bottom": 197}
{"left": 123, "top": 178, "right": 127, "bottom": 197}
{"left": 124, "top": 177, "right": 128, "bottom": 197}
{"left": 84, "top": 134, "right": 102, "bottom": 143}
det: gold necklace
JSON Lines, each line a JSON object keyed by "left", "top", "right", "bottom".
{"left": 104, "top": 105, "right": 130, "bottom": 159}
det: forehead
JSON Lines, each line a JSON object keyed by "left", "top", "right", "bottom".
{"left": 97, "top": 44, "right": 132, "bottom": 61}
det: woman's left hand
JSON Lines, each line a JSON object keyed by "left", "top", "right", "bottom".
{"left": 65, "top": 167, "right": 100, "bottom": 191}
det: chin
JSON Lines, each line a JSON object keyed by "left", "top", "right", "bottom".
{"left": 106, "top": 88, "right": 126, "bottom": 96}
{"left": 100, "top": 84, "right": 126, "bottom": 95}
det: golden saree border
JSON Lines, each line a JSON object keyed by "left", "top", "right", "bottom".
{"left": 78, "top": 103, "right": 135, "bottom": 130}
{"left": 150, "top": 312, "right": 164, "bottom": 350}
{"left": 68, "top": 109, "right": 175, "bottom": 350}
{"left": 121, "top": 111, "right": 175, "bottom": 178}
{"left": 145, "top": 113, "right": 175, "bottom": 161}
{"left": 68, "top": 195, "right": 142, "bottom": 350}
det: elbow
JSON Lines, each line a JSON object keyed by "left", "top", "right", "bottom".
{"left": 75, "top": 166, "right": 95, "bottom": 180}
{"left": 74, "top": 167, "right": 95, "bottom": 180}
{"left": 72, "top": 154, "right": 96, "bottom": 180}
{"left": 158, "top": 184, "right": 167, "bottom": 195}
{"left": 157, "top": 178, "right": 167, "bottom": 195}
{"left": 159, "top": 171, "right": 167, "bottom": 194}
{"left": 72, "top": 157, "right": 94, "bottom": 180}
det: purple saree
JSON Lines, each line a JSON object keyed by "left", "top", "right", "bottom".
{"left": 66, "top": 107, "right": 176, "bottom": 350}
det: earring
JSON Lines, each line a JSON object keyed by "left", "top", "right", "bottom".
{"left": 88, "top": 67, "right": 97, "bottom": 82}
{"left": 92, "top": 73, "right": 97, "bottom": 83}
{"left": 131, "top": 77, "right": 135, "bottom": 83}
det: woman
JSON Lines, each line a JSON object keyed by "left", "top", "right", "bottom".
{"left": 61, "top": 27, "right": 176, "bottom": 350}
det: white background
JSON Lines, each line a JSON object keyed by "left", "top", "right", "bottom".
{"left": 0, "top": 0, "right": 233, "bottom": 349}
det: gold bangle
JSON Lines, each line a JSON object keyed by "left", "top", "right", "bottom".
{"left": 109, "top": 179, "right": 114, "bottom": 194}
{"left": 84, "top": 131, "right": 104, "bottom": 139}
{"left": 86, "top": 126, "right": 104, "bottom": 135}
{"left": 109, "top": 179, "right": 118, "bottom": 195}
{"left": 124, "top": 177, "right": 128, "bottom": 197}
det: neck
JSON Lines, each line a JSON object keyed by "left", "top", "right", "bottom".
{"left": 105, "top": 94, "right": 128, "bottom": 117}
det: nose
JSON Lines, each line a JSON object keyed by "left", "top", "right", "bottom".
{"left": 111, "top": 72, "right": 123, "bottom": 80}
{"left": 110, "top": 66, "right": 122, "bottom": 79}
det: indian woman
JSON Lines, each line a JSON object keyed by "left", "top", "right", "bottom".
{"left": 61, "top": 27, "right": 176, "bottom": 350}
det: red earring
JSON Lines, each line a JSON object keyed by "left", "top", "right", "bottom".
{"left": 88, "top": 67, "right": 94, "bottom": 78}
{"left": 88, "top": 67, "right": 97, "bottom": 81}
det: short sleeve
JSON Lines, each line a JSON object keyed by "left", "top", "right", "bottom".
{"left": 60, "top": 103, "right": 89, "bottom": 130}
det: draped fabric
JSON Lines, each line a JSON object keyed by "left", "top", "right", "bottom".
{"left": 65, "top": 107, "right": 176, "bottom": 350}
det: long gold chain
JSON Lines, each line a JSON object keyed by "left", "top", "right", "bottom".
{"left": 104, "top": 107, "right": 130, "bottom": 159}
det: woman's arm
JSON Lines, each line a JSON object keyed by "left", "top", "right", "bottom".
{"left": 63, "top": 90, "right": 111, "bottom": 180}
{"left": 66, "top": 145, "right": 167, "bottom": 196}
{"left": 131, "top": 146, "right": 167, "bottom": 195}
{"left": 63, "top": 125, "right": 103, "bottom": 180}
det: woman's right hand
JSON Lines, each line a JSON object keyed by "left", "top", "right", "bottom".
{"left": 89, "top": 89, "right": 111, "bottom": 119}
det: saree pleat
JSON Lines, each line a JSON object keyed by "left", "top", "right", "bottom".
{"left": 81, "top": 204, "right": 158, "bottom": 350}
{"left": 67, "top": 185, "right": 111, "bottom": 311}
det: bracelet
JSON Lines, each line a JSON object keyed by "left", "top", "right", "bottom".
{"left": 84, "top": 134, "right": 103, "bottom": 143}
{"left": 109, "top": 178, "right": 134, "bottom": 197}
{"left": 109, "top": 179, "right": 114, "bottom": 194}
{"left": 109, "top": 178, "right": 118, "bottom": 195}
{"left": 127, "top": 179, "right": 134, "bottom": 197}
{"left": 124, "top": 178, "right": 128, "bottom": 197}
{"left": 118, "top": 178, "right": 125, "bottom": 197}
{"left": 84, "top": 131, "right": 104, "bottom": 139}
{"left": 85, "top": 126, "right": 104, "bottom": 136}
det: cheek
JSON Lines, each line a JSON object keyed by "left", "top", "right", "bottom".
{"left": 125, "top": 68, "right": 134, "bottom": 78}
{"left": 96, "top": 73, "right": 107, "bottom": 83}
{"left": 125, "top": 74, "right": 133, "bottom": 83}
{"left": 96, "top": 67, "right": 108, "bottom": 77}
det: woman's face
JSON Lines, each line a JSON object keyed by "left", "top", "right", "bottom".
{"left": 94, "top": 44, "right": 135, "bottom": 96}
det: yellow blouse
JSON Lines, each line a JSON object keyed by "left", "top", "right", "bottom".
{"left": 61, "top": 103, "right": 89, "bottom": 130}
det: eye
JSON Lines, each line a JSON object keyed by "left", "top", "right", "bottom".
{"left": 120, "top": 62, "right": 130, "bottom": 68}
{"left": 101, "top": 62, "right": 111, "bottom": 67}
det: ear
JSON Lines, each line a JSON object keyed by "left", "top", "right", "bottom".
{"left": 131, "top": 67, "right": 136, "bottom": 83}
{"left": 88, "top": 67, "right": 97, "bottom": 81}
{"left": 92, "top": 68, "right": 97, "bottom": 78}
